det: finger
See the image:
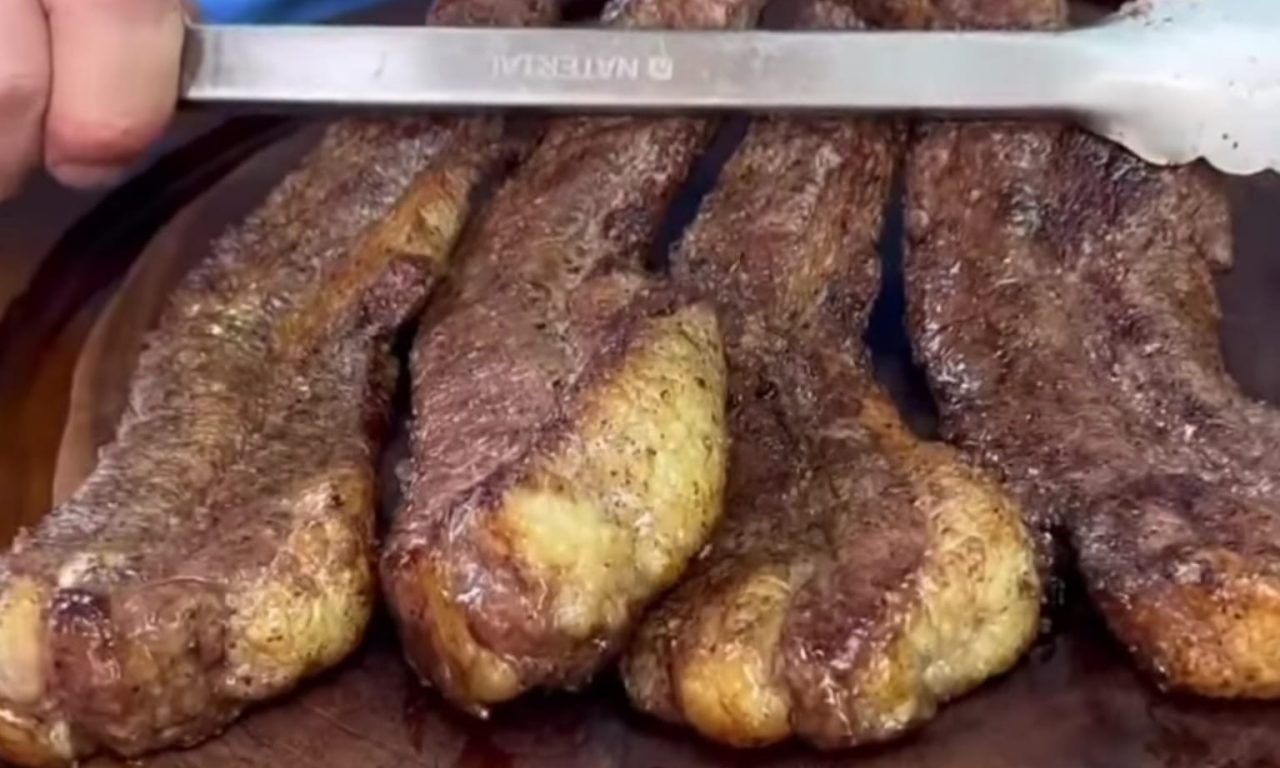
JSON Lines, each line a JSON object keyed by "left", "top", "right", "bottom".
{"left": 0, "top": 0, "right": 51, "bottom": 199}
{"left": 42, "top": 0, "right": 184, "bottom": 188}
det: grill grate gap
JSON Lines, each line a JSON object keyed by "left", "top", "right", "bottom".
{"left": 645, "top": 0, "right": 800, "bottom": 273}
{"left": 865, "top": 168, "right": 942, "bottom": 439}
{"left": 645, "top": 116, "right": 750, "bottom": 274}
{"left": 562, "top": 0, "right": 608, "bottom": 23}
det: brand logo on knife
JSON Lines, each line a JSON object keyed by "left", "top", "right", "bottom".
{"left": 492, "top": 53, "right": 674, "bottom": 82}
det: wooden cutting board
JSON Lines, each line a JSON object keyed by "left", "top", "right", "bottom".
{"left": 8, "top": 117, "right": 1280, "bottom": 768}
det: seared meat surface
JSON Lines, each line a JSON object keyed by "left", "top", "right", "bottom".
{"left": 0, "top": 2, "right": 563, "bottom": 764}
{"left": 621, "top": 0, "right": 1040, "bottom": 749}
{"left": 906, "top": 0, "right": 1280, "bottom": 697}
{"left": 382, "top": 0, "right": 780, "bottom": 714}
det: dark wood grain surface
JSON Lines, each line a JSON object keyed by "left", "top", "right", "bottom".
{"left": 71, "top": 607, "right": 1280, "bottom": 768}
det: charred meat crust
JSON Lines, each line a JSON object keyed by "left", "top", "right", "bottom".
{"left": 0, "top": 1, "right": 568, "bottom": 764}
{"left": 0, "top": 120, "right": 442, "bottom": 767}
{"left": 389, "top": 282, "right": 724, "bottom": 683}
{"left": 904, "top": 0, "right": 1280, "bottom": 699}
{"left": 383, "top": 0, "right": 775, "bottom": 713}
{"left": 0, "top": 123, "right": 428, "bottom": 766}
{"left": 621, "top": 0, "right": 1039, "bottom": 750}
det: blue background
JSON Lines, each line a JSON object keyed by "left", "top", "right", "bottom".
{"left": 197, "top": 0, "right": 388, "bottom": 23}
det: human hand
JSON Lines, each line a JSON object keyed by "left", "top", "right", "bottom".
{"left": 0, "top": 0, "right": 185, "bottom": 200}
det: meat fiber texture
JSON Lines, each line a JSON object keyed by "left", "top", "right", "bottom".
{"left": 905, "top": 0, "right": 1280, "bottom": 697}
{"left": 380, "top": 0, "right": 791, "bottom": 715}
{"left": 0, "top": 1, "right": 567, "bottom": 763}
{"left": 620, "top": 0, "right": 1039, "bottom": 749}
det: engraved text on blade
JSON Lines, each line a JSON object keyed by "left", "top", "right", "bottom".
{"left": 491, "top": 53, "right": 675, "bottom": 81}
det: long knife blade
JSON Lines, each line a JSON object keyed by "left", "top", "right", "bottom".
{"left": 180, "top": 25, "right": 1095, "bottom": 115}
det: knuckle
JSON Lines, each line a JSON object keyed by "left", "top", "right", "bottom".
{"left": 0, "top": 74, "right": 49, "bottom": 121}
{"left": 46, "top": 114, "right": 161, "bottom": 166}
{"left": 46, "top": 0, "right": 184, "bottom": 24}
{"left": 0, "top": 159, "right": 34, "bottom": 200}
{"left": 0, "top": 76, "right": 44, "bottom": 198}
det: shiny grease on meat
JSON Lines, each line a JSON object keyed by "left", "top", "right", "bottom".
{"left": 381, "top": 0, "right": 782, "bottom": 715}
{"left": 905, "top": 0, "right": 1280, "bottom": 697}
{"left": 621, "top": 0, "right": 1039, "bottom": 749}
{"left": 0, "top": 1, "right": 566, "bottom": 764}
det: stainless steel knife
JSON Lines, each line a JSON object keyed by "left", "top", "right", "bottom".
{"left": 180, "top": 0, "right": 1280, "bottom": 175}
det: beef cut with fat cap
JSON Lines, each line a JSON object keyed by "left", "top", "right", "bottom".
{"left": 382, "top": 0, "right": 781, "bottom": 715}
{"left": 905, "top": 0, "right": 1280, "bottom": 697}
{"left": 621, "top": 0, "right": 1040, "bottom": 749}
{"left": 0, "top": 1, "right": 567, "bottom": 763}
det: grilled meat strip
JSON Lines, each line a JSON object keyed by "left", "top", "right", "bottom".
{"left": 382, "top": 0, "right": 781, "bottom": 715}
{"left": 905, "top": 0, "right": 1280, "bottom": 697}
{"left": 0, "top": 2, "right": 565, "bottom": 763}
{"left": 621, "top": 0, "right": 1039, "bottom": 749}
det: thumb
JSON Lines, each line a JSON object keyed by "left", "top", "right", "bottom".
{"left": 42, "top": 0, "right": 185, "bottom": 188}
